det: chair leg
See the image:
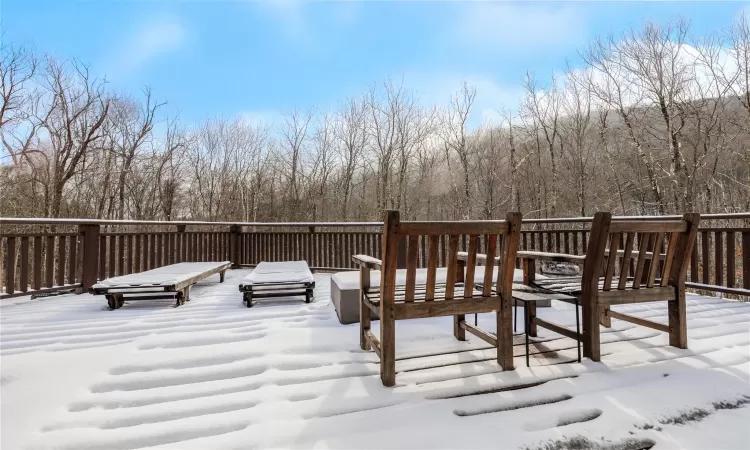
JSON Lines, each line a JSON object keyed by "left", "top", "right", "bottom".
{"left": 360, "top": 292, "right": 371, "bottom": 351}
{"left": 524, "top": 302, "right": 537, "bottom": 337}
{"left": 380, "top": 311, "right": 396, "bottom": 387}
{"left": 514, "top": 299, "right": 518, "bottom": 333}
{"left": 669, "top": 288, "right": 687, "bottom": 349}
{"left": 582, "top": 295, "right": 601, "bottom": 362}
{"left": 525, "top": 314, "right": 530, "bottom": 367}
{"left": 497, "top": 295, "right": 514, "bottom": 371}
{"left": 575, "top": 298, "right": 581, "bottom": 363}
{"left": 453, "top": 314, "right": 466, "bottom": 341}
{"left": 600, "top": 303, "right": 611, "bottom": 328}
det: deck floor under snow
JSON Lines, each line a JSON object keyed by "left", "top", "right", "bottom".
{"left": 1, "top": 269, "right": 749, "bottom": 449}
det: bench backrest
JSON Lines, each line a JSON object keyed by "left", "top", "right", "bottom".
{"left": 582, "top": 212, "right": 700, "bottom": 296}
{"left": 379, "top": 211, "right": 522, "bottom": 303}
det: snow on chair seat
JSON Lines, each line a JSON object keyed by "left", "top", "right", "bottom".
{"left": 90, "top": 261, "right": 231, "bottom": 309}
{"left": 239, "top": 261, "right": 315, "bottom": 307}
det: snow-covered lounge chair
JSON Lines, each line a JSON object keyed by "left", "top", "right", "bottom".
{"left": 90, "top": 261, "right": 231, "bottom": 309}
{"left": 239, "top": 261, "right": 315, "bottom": 307}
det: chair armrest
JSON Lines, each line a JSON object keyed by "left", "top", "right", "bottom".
{"left": 352, "top": 254, "right": 382, "bottom": 270}
{"left": 457, "top": 251, "right": 500, "bottom": 266}
{"left": 517, "top": 251, "right": 586, "bottom": 264}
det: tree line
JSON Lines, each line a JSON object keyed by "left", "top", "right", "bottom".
{"left": 1, "top": 16, "right": 749, "bottom": 223}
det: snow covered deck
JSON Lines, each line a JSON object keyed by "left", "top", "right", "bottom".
{"left": 2, "top": 269, "right": 749, "bottom": 450}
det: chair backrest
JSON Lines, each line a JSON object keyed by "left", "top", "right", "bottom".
{"left": 582, "top": 212, "right": 700, "bottom": 295}
{"left": 379, "top": 211, "right": 522, "bottom": 303}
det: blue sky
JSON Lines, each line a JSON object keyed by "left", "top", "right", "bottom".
{"left": 3, "top": 1, "right": 748, "bottom": 127}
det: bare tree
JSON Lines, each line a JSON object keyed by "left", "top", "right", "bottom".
{"left": 441, "top": 82, "right": 476, "bottom": 218}
{"left": 333, "top": 96, "right": 368, "bottom": 219}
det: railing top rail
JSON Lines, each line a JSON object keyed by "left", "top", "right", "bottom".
{"left": 1, "top": 212, "right": 748, "bottom": 227}
{"left": 522, "top": 212, "right": 750, "bottom": 224}
{"left": 0, "top": 218, "right": 384, "bottom": 227}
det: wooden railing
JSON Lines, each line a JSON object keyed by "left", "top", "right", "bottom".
{"left": 2, "top": 214, "right": 748, "bottom": 300}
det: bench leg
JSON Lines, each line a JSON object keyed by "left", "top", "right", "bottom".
{"left": 220, "top": 270, "right": 226, "bottom": 283}
{"left": 106, "top": 294, "right": 124, "bottom": 310}
{"left": 668, "top": 287, "right": 687, "bottom": 349}
{"left": 184, "top": 286, "right": 191, "bottom": 302}
{"left": 453, "top": 314, "right": 466, "bottom": 341}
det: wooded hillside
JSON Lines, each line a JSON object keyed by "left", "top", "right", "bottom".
{"left": 2, "top": 17, "right": 749, "bottom": 221}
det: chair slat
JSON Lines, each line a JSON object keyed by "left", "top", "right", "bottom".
{"left": 482, "top": 235, "right": 498, "bottom": 296}
{"left": 445, "top": 235, "right": 459, "bottom": 300}
{"left": 618, "top": 233, "right": 635, "bottom": 290}
{"left": 647, "top": 232, "right": 665, "bottom": 287}
{"left": 464, "top": 236, "right": 478, "bottom": 297}
{"left": 404, "top": 235, "right": 419, "bottom": 302}
{"left": 603, "top": 233, "right": 621, "bottom": 290}
{"left": 660, "top": 232, "right": 679, "bottom": 287}
{"left": 425, "top": 235, "right": 439, "bottom": 301}
{"left": 632, "top": 233, "right": 653, "bottom": 289}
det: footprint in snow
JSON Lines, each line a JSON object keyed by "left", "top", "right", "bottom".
{"left": 523, "top": 408, "right": 603, "bottom": 431}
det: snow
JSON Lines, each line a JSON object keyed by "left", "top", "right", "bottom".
{"left": 240, "top": 261, "right": 314, "bottom": 286}
{"left": 91, "top": 262, "right": 231, "bottom": 289}
{"left": 2, "top": 269, "right": 749, "bottom": 450}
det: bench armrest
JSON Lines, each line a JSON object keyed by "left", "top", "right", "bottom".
{"left": 352, "top": 254, "right": 382, "bottom": 270}
{"left": 517, "top": 251, "right": 586, "bottom": 264}
{"left": 457, "top": 251, "right": 500, "bottom": 266}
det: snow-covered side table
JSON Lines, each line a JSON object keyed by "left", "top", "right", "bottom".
{"left": 331, "top": 271, "right": 379, "bottom": 324}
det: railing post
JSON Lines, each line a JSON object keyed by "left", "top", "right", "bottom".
{"left": 307, "top": 226, "right": 315, "bottom": 268}
{"left": 230, "top": 224, "right": 240, "bottom": 268}
{"left": 78, "top": 224, "right": 100, "bottom": 293}
{"left": 177, "top": 225, "right": 186, "bottom": 263}
{"left": 743, "top": 231, "right": 750, "bottom": 290}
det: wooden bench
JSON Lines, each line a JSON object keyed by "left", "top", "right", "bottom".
{"left": 519, "top": 212, "right": 700, "bottom": 361}
{"left": 353, "top": 210, "right": 522, "bottom": 386}
{"left": 90, "top": 261, "right": 231, "bottom": 309}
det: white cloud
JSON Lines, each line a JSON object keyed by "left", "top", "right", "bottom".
{"left": 455, "top": 3, "right": 586, "bottom": 50}
{"left": 105, "top": 19, "right": 185, "bottom": 79}
{"left": 255, "top": 0, "right": 307, "bottom": 38}
{"left": 402, "top": 73, "right": 525, "bottom": 128}
{"left": 239, "top": 110, "right": 285, "bottom": 132}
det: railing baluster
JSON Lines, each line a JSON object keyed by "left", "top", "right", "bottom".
{"left": 68, "top": 235, "right": 77, "bottom": 284}
{"left": 34, "top": 236, "right": 42, "bottom": 290}
{"left": 56, "top": 235, "right": 66, "bottom": 286}
{"left": 45, "top": 236, "right": 54, "bottom": 288}
{"left": 6, "top": 237, "right": 16, "bottom": 295}
{"left": 715, "top": 231, "right": 724, "bottom": 287}
{"left": 727, "top": 231, "right": 735, "bottom": 288}
{"left": 20, "top": 237, "right": 29, "bottom": 292}
{"left": 702, "top": 231, "right": 710, "bottom": 285}
{"left": 743, "top": 231, "right": 750, "bottom": 290}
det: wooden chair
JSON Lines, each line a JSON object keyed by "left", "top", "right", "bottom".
{"left": 519, "top": 212, "right": 700, "bottom": 362}
{"left": 353, "top": 210, "right": 522, "bottom": 386}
